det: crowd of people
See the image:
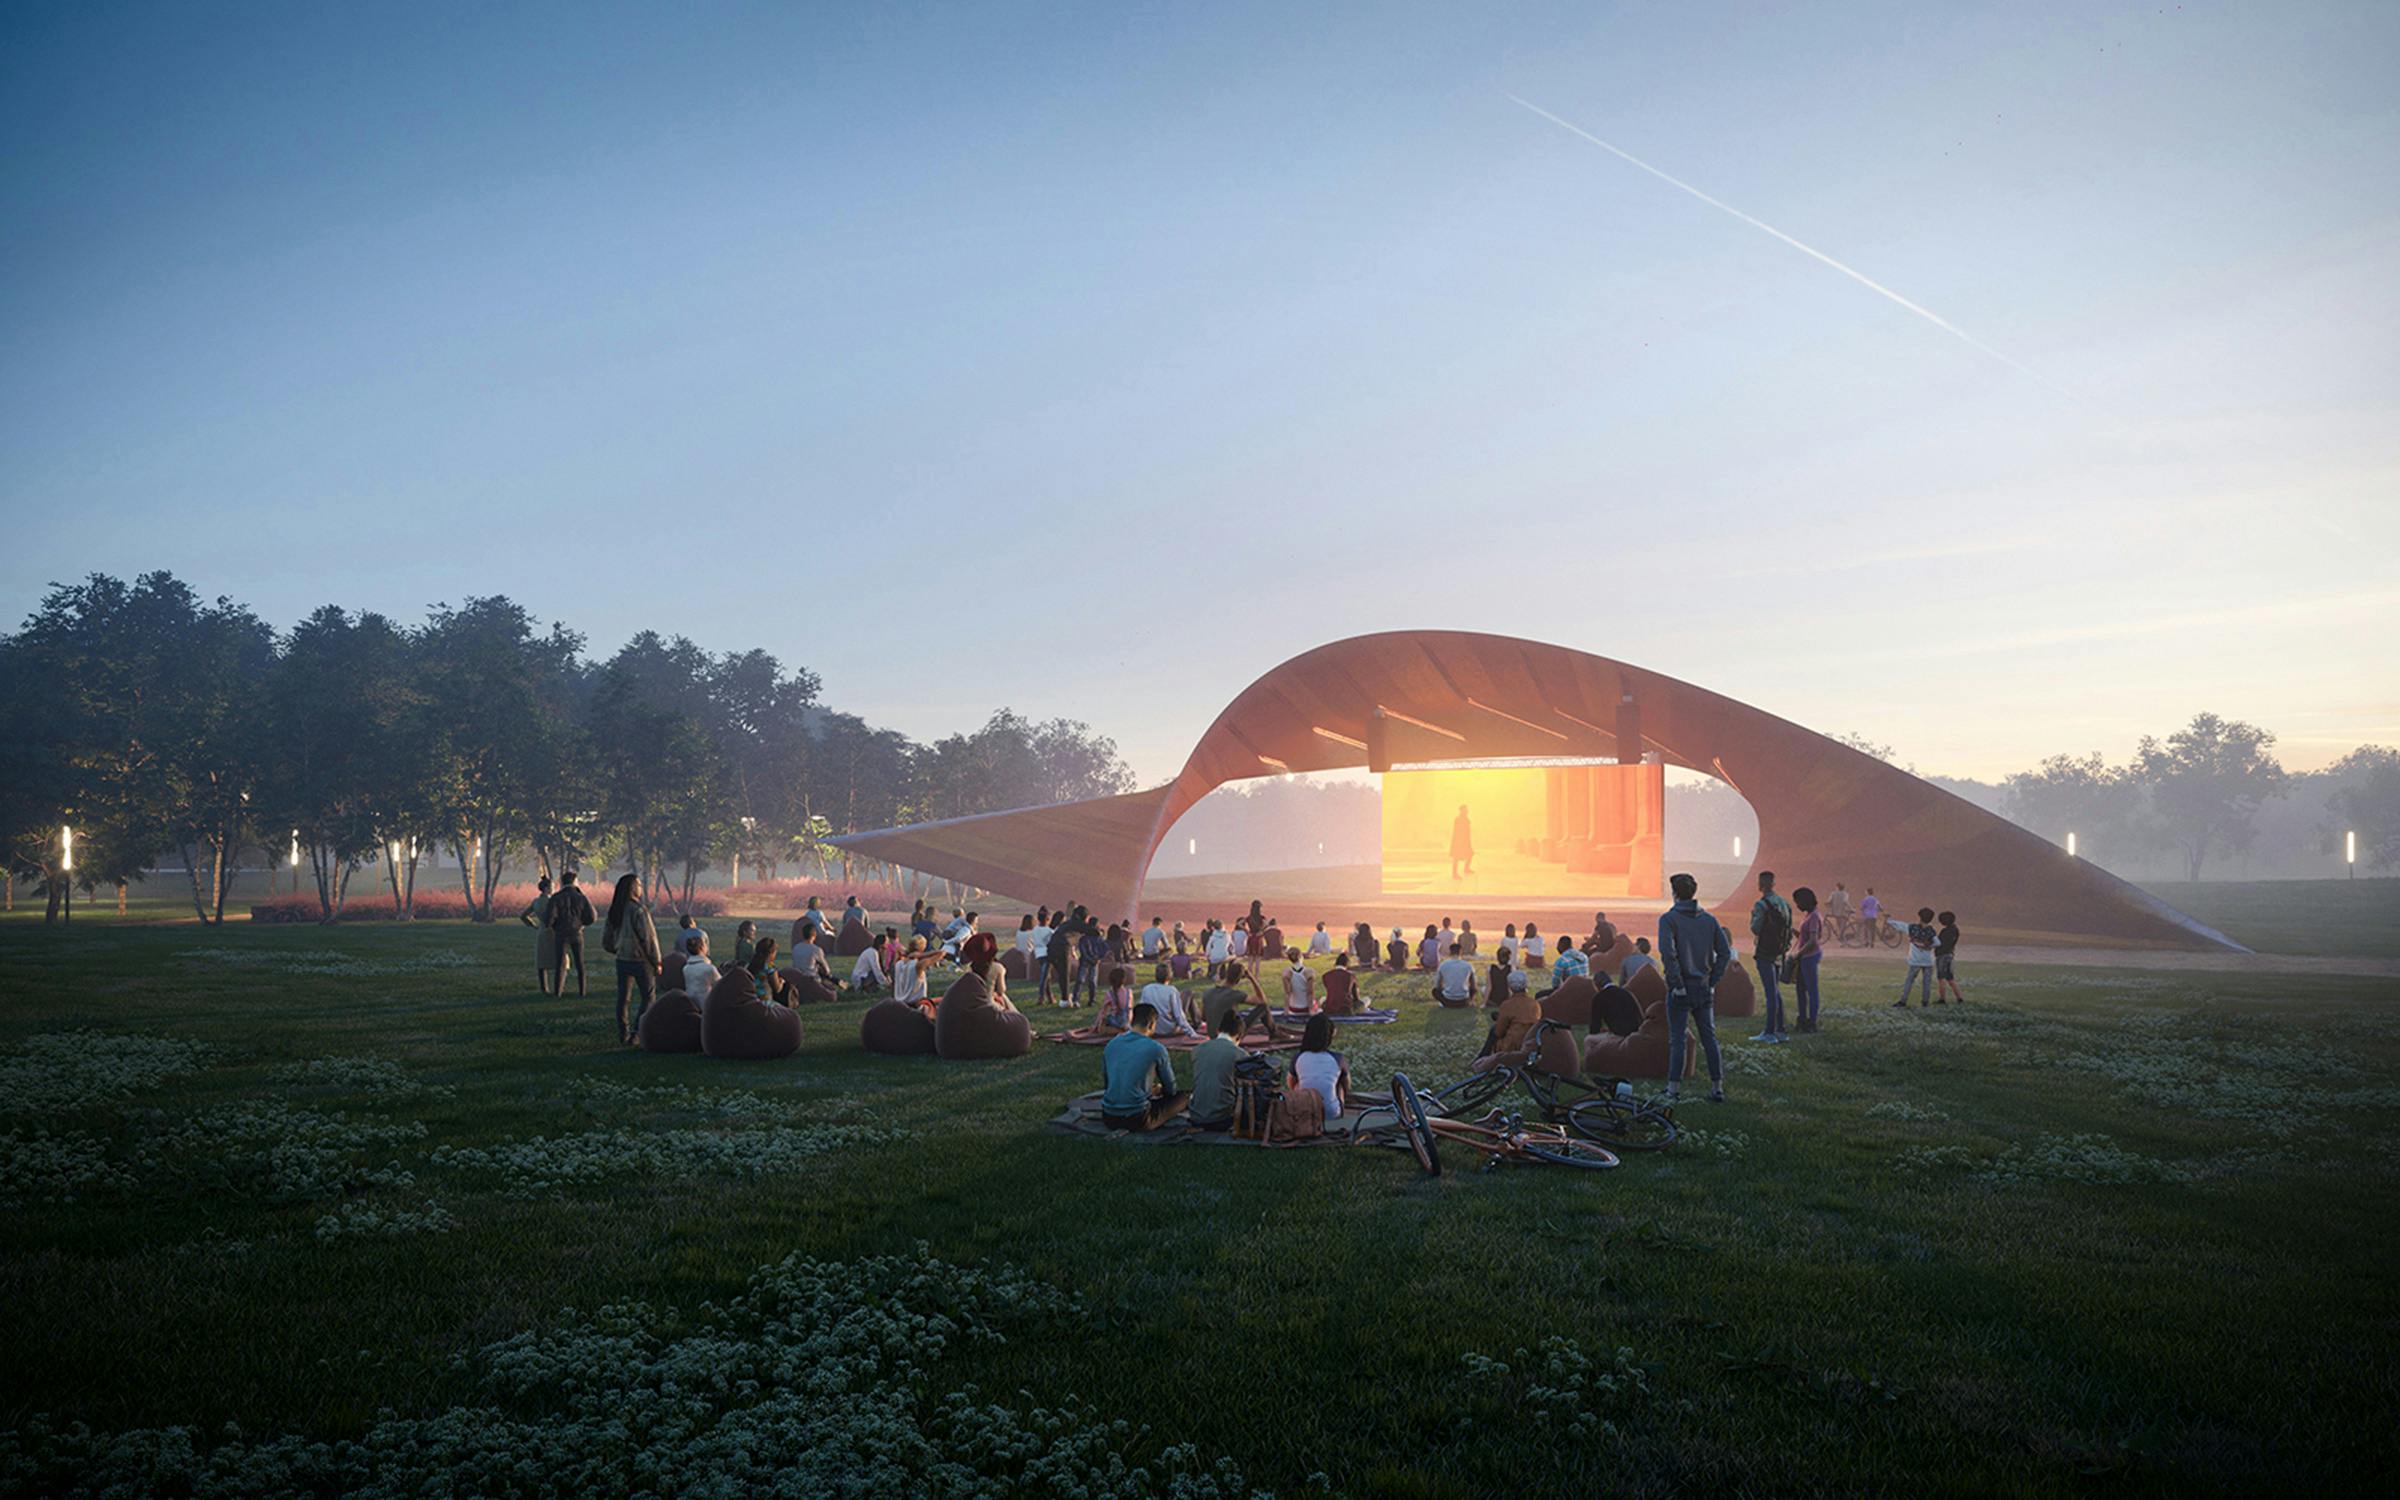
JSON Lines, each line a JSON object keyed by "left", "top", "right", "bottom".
{"left": 515, "top": 868, "right": 1967, "bottom": 1104}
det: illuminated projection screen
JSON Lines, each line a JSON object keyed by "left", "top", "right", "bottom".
{"left": 1380, "top": 761, "right": 1665, "bottom": 901}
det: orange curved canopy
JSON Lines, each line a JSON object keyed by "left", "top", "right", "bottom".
{"left": 833, "top": 631, "right": 2240, "bottom": 951}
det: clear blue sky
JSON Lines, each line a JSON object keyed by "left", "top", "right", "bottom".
{"left": 4, "top": 0, "right": 2394, "bottom": 783}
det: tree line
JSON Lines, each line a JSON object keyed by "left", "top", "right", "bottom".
{"left": 0, "top": 572, "right": 1132, "bottom": 923}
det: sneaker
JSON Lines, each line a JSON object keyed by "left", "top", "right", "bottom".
{"left": 1663, "top": 1084, "right": 1680, "bottom": 1101}
{"left": 1891, "top": 999, "right": 1908, "bottom": 1009}
{"left": 1770, "top": 1032, "right": 1789, "bottom": 1043}
{"left": 1749, "top": 1030, "right": 1774, "bottom": 1043}
{"left": 1707, "top": 1085, "right": 1726, "bottom": 1103}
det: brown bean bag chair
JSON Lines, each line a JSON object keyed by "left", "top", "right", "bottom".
{"left": 1001, "top": 948, "right": 1030, "bottom": 981}
{"left": 1540, "top": 975, "right": 1598, "bottom": 1029}
{"left": 1626, "top": 964, "right": 1668, "bottom": 1009}
{"left": 1595, "top": 983, "right": 1643, "bottom": 1037}
{"left": 859, "top": 998, "right": 937, "bottom": 1055}
{"left": 835, "top": 911, "right": 872, "bottom": 957}
{"left": 1714, "top": 962, "right": 1757, "bottom": 1019}
{"left": 932, "top": 970, "right": 1032, "bottom": 1060}
{"left": 662, "top": 951, "right": 690, "bottom": 994}
{"left": 1583, "top": 990, "right": 1694, "bottom": 1080}
{"left": 778, "top": 968, "right": 841, "bottom": 1006}
{"left": 1591, "top": 921, "right": 1618, "bottom": 954}
{"left": 1531, "top": 1023, "right": 1584, "bottom": 1081}
{"left": 636, "top": 988, "right": 703, "bottom": 1053}
{"left": 701, "top": 968, "right": 801, "bottom": 1061}
{"left": 1602, "top": 934, "right": 1635, "bottom": 971}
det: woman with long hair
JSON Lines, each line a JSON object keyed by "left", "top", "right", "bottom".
{"left": 747, "top": 935, "right": 795, "bottom": 1006}
{"left": 1789, "top": 886, "right": 1824, "bottom": 1034}
{"left": 1285, "top": 1013, "right": 1349, "bottom": 1118}
{"left": 604, "top": 871, "right": 662, "bottom": 1045}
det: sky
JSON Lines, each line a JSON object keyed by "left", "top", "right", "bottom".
{"left": 3, "top": 0, "right": 2396, "bottom": 786}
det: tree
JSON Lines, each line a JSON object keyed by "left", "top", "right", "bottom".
{"left": 2321, "top": 745, "right": 2400, "bottom": 873}
{"left": 252, "top": 606, "right": 404, "bottom": 920}
{"left": 2003, "top": 751, "right": 2142, "bottom": 858}
{"left": 917, "top": 710, "right": 1133, "bottom": 821}
{"left": 2132, "top": 713, "right": 2286, "bottom": 882}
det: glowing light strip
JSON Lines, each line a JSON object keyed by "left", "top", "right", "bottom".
{"left": 1376, "top": 707, "right": 1465, "bottom": 742}
{"left": 1256, "top": 754, "right": 1291, "bottom": 771}
{"left": 1311, "top": 726, "right": 1368, "bottom": 751}
{"left": 1466, "top": 697, "right": 1569, "bottom": 741}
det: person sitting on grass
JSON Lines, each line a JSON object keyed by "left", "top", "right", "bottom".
{"left": 1487, "top": 950, "right": 1516, "bottom": 1008}
{"left": 680, "top": 932, "right": 721, "bottom": 1003}
{"left": 1138, "top": 962, "right": 1195, "bottom": 1036}
{"left": 1308, "top": 921, "right": 1333, "bottom": 956}
{"left": 1281, "top": 947, "right": 1317, "bottom": 1017}
{"left": 1099, "top": 966, "right": 1136, "bottom": 1033}
{"left": 1419, "top": 924, "right": 1444, "bottom": 971}
{"left": 733, "top": 919, "right": 759, "bottom": 969}
{"left": 1205, "top": 921, "right": 1233, "bottom": 980}
{"left": 850, "top": 935, "right": 885, "bottom": 994}
{"left": 1187, "top": 1009, "right": 1255, "bottom": 1132}
{"left": 1172, "top": 920, "right": 1191, "bottom": 956}
{"left": 1322, "top": 951, "right": 1358, "bottom": 1016}
{"left": 1285, "top": 1014, "right": 1350, "bottom": 1118}
{"left": 1619, "top": 936, "right": 1657, "bottom": 986}
{"left": 1522, "top": 922, "right": 1545, "bottom": 967}
{"left": 1201, "top": 961, "right": 1270, "bottom": 1038}
{"left": 1100, "top": 1003, "right": 1189, "bottom": 1132}
{"left": 1433, "top": 942, "right": 1479, "bottom": 1007}
{"left": 1386, "top": 927, "right": 1409, "bottom": 972}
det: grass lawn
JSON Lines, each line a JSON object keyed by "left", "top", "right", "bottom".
{"left": 3, "top": 919, "right": 2397, "bottom": 1496}
{"left": 2134, "top": 876, "right": 2400, "bottom": 958}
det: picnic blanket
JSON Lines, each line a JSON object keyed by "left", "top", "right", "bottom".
{"left": 1047, "top": 1090, "right": 1386, "bottom": 1148}
{"left": 1045, "top": 1027, "right": 1301, "bottom": 1053}
{"left": 1316, "top": 1007, "right": 1399, "bottom": 1025}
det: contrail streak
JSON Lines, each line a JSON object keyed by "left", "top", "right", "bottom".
{"left": 1507, "top": 93, "right": 2064, "bottom": 394}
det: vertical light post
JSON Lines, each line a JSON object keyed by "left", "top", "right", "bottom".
{"left": 2067, "top": 831, "right": 2078, "bottom": 859}
{"left": 1733, "top": 835, "right": 1743, "bottom": 861}
{"left": 2348, "top": 829, "right": 2357, "bottom": 880}
{"left": 61, "top": 824, "right": 74, "bottom": 925}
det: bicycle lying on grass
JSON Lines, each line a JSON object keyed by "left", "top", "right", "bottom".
{"left": 1363, "top": 1073, "right": 1620, "bottom": 1175}
{"left": 1350, "top": 1020, "right": 1679, "bottom": 1154}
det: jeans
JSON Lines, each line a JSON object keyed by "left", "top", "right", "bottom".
{"left": 1667, "top": 987, "right": 1723, "bottom": 1085}
{"left": 1755, "top": 957, "right": 1785, "bottom": 1035}
{"left": 1073, "top": 957, "right": 1100, "bottom": 1005}
{"left": 1794, "top": 954, "right": 1822, "bottom": 1027}
{"left": 616, "top": 959, "right": 656, "bottom": 1039}
{"left": 1900, "top": 964, "right": 1934, "bottom": 1005}
{"left": 557, "top": 932, "right": 585, "bottom": 994}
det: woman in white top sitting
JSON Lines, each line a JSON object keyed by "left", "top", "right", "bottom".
{"left": 1204, "top": 923, "right": 1233, "bottom": 977}
{"left": 851, "top": 940, "right": 885, "bottom": 994}
{"left": 678, "top": 932, "right": 721, "bottom": 1002}
{"left": 1285, "top": 1014, "right": 1349, "bottom": 1118}
{"left": 891, "top": 936, "right": 937, "bottom": 1013}
{"left": 1307, "top": 922, "right": 1333, "bottom": 956}
{"left": 1281, "top": 948, "right": 1316, "bottom": 1015}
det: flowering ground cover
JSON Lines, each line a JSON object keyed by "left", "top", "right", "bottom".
{"left": 0, "top": 918, "right": 2394, "bottom": 1495}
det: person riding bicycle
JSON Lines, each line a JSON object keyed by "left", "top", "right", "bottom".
{"left": 1657, "top": 872, "right": 1731, "bottom": 1103}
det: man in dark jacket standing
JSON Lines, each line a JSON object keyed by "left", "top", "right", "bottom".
{"left": 1656, "top": 872, "right": 1731, "bottom": 1102}
{"left": 546, "top": 870, "right": 597, "bottom": 997}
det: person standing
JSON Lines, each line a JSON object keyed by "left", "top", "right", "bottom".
{"left": 1747, "top": 870, "right": 1793, "bottom": 1044}
{"left": 1896, "top": 906, "right": 1939, "bottom": 1008}
{"left": 546, "top": 869, "right": 597, "bottom": 997}
{"left": 603, "top": 872, "right": 662, "bottom": 1044}
{"left": 1075, "top": 917, "right": 1107, "bottom": 1007}
{"left": 1450, "top": 804, "right": 1475, "bottom": 879}
{"left": 1859, "top": 888, "right": 1882, "bottom": 943}
{"left": 1936, "top": 911, "right": 1965, "bottom": 1003}
{"left": 1657, "top": 872, "right": 1731, "bottom": 1103}
{"left": 1788, "top": 888, "right": 1824, "bottom": 1033}
{"left": 520, "top": 875, "right": 557, "bottom": 993}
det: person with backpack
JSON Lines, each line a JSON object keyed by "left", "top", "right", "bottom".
{"left": 603, "top": 871, "right": 662, "bottom": 1044}
{"left": 1657, "top": 872, "right": 1732, "bottom": 1103}
{"left": 545, "top": 869, "right": 597, "bottom": 998}
{"left": 1748, "top": 870, "right": 1794, "bottom": 1044}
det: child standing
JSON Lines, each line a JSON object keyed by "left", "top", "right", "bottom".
{"left": 1935, "top": 911, "right": 1964, "bottom": 1003}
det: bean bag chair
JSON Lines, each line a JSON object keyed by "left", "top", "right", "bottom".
{"left": 1540, "top": 975, "right": 1599, "bottom": 1029}
{"left": 1531, "top": 1022, "right": 1584, "bottom": 1081}
{"left": 701, "top": 968, "right": 801, "bottom": 1061}
{"left": 1001, "top": 948, "right": 1030, "bottom": 981}
{"left": 933, "top": 970, "right": 1032, "bottom": 1060}
{"left": 1584, "top": 990, "right": 1694, "bottom": 1080}
{"left": 1595, "top": 983, "right": 1643, "bottom": 1038}
{"left": 1591, "top": 921, "right": 1618, "bottom": 954}
{"left": 778, "top": 968, "right": 842, "bottom": 1006}
{"left": 1715, "top": 962, "right": 1758, "bottom": 1019}
{"left": 1602, "top": 934, "right": 1635, "bottom": 971}
{"left": 859, "top": 998, "right": 937, "bottom": 1055}
{"left": 636, "top": 988, "right": 703, "bottom": 1053}
{"left": 662, "top": 951, "right": 690, "bottom": 994}
{"left": 835, "top": 912, "right": 872, "bottom": 957}
{"left": 1626, "top": 965, "right": 1668, "bottom": 1009}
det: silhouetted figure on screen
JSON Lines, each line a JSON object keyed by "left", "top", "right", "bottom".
{"left": 1450, "top": 804, "right": 1474, "bottom": 879}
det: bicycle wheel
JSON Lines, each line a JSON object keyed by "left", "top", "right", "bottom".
{"left": 1566, "top": 1097, "right": 1678, "bottom": 1151}
{"left": 1519, "top": 1134, "right": 1620, "bottom": 1169}
{"left": 1879, "top": 923, "right": 1903, "bottom": 950}
{"left": 1389, "top": 1073, "right": 1441, "bottom": 1177}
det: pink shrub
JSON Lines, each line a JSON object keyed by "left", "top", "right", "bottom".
{"left": 725, "top": 877, "right": 912, "bottom": 911}
{"left": 248, "top": 884, "right": 727, "bottom": 923}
